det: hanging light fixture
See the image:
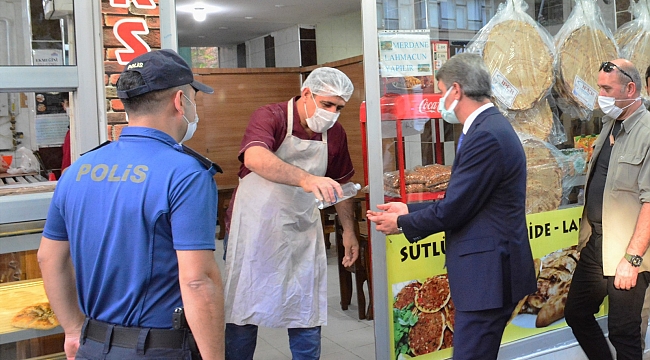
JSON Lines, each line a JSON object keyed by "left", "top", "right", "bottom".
{"left": 193, "top": 7, "right": 207, "bottom": 21}
{"left": 177, "top": 3, "right": 221, "bottom": 22}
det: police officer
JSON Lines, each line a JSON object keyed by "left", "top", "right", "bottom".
{"left": 38, "top": 49, "right": 225, "bottom": 359}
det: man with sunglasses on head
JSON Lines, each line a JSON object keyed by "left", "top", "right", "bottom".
{"left": 565, "top": 59, "right": 650, "bottom": 360}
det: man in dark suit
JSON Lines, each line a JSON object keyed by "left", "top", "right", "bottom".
{"left": 367, "top": 52, "right": 537, "bottom": 360}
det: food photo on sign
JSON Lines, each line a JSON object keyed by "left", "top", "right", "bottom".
{"left": 510, "top": 246, "right": 579, "bottom": 328}
{"left": 389, "top": 248, "right": 581, "bottom": 359}
{"left": 392, "top": 274, "right": 454, "bottom": 359}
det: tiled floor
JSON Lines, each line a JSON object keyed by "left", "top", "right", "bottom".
{"left": 214, "top": 234, "right": 376, "bottom": 360}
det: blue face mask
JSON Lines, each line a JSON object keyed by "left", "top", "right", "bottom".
{"left": 439, "top": 86, "right": 460, "bottom": 124}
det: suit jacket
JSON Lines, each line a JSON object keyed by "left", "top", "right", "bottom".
{"left": 399, "top": 106, "right": 537, "bottom": 312}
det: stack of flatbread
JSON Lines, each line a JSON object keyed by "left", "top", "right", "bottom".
{"left": 627, "top": 33, "right": 650, "bottom": 82}
{"left": 615, "top": 0, "right": 650, "bottom": 79}
{"left": 483, "top": 20, "right": 555, "bottom": 110}
{"left": 555, "top": 1, "right": 618, "bottom": 112}
{"left": 522, "top": 138, "right": 563, "bottom": 214}
{"left": 510, "top": 98, "right": 554, "bottom": 141}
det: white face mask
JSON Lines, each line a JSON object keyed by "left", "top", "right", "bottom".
{"left": 304, "top": 94, "right": 339, "bottom": 133}
{"left": 439, "top": 86, "right": 460, "bottom": 124}
{"left": 598, "top": 96, "right": 640, "bottom": 119}
{"left": 181, "top": 93, "right": 199, "bottom": 143}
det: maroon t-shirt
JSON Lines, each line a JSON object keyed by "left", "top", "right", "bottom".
{"left": 224, "top": 96, "right": 355, "bottom": 233}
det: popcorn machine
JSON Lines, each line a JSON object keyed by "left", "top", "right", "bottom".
{"left": 360, "top": 92, "right": 455, "bottom": 203}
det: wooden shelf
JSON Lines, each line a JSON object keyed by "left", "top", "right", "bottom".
{"left": 0, "top": 279, "right": 62, "bottom": 345}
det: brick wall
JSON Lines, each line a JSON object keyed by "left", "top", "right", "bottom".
{"left": 102, "top": 0, "right": 160, "bottom": 140}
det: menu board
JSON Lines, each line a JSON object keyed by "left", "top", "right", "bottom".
{"left": 431, "top": 41, "right": 449, "bottom": 93}
{"left": 35, "top": 114, "right": 68, "bottom": 146}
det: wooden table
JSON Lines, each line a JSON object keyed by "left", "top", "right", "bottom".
{"left": 0, "top": 280, "right": 62, "bottom": 344}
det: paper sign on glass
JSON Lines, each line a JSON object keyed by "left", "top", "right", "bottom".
{"left": 379, "top": 32, "right": 433, "bottom": 78}
{"left": 572, "top": 76, "right": 598, "bottom": 110}
{"left": 491, "top": 70, "right": 519, "bottom": 108}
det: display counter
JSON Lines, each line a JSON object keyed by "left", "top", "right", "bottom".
{"left": 0, "top": 190, "right": 59, "bottom": 357}
{"left": 0, "top": 280, "right": 62, "bottom": 344}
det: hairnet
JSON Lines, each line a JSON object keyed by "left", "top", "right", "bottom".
{"left": 301, "top": 67, "right": 354, "bottom": 102}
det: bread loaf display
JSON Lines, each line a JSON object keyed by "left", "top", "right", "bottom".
{"left": 467, "top": 0, "right": 555, "bottom": 111}
{"left": 554, "top": 0, "right": 618, "bottom": 117}
{"left": 384, "top": 164, "right": 451, "bottom": 197}
{"left": 522, "top": 138, "right": 563, "bottom": 214}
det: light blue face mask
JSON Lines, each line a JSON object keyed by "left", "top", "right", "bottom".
{"left": 439, "top": 86, "right": 460, "bottom": 124}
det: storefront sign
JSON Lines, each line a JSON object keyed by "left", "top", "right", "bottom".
{"left": 107, "top": 0, "right": 157, "bottom": 65}
{"left": 379, "top": 32, "right": 433, "bottom": 77}
{"left": 385, "top": 206, "right": 606, "bottom": 359}
{"left": 109, "top": 0, "right": 156, "bottom": 8}
{"left": 113, "top": 19, "right": 151, "bottom": 64}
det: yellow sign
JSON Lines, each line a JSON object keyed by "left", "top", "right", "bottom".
{"left": 386, "top": 206, "right": 606, "bottom": 360}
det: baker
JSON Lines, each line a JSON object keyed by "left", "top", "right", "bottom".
{"left": 223, "top": 67, "right": 359, "bottom": 360}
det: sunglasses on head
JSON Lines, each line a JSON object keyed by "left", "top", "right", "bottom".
{"left": 600, "top": 61, "right": 634, "bottom": 82}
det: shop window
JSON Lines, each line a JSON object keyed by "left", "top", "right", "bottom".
{"left": 440, "top": 1, "right": 456, "bottom": 29}
{"left": 535, "top": 0, "right": 566, "bottom": 26}
{"left": 427, "top": 0, "right": 440, "bottom": 28}
{"left": 414, "top": 0, "right": 428, "bottom": 29}
{"left": 0, "top": 0, "right": 74, "bottom": 66}
{"left": 383, "top": 0, "right": 400, "bottom": 29}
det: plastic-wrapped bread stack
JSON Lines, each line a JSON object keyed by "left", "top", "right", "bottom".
{"left": 384, "top": 164, "right": 451, "bottom": 198}
{"left": 466, "top": 0, "right": 564, "bottom": 144}
{"left": 521, "top": 137, "right": 563, "bottom": 214}
{"left": 468, "top": 0, "right": 555, "bottom": 111}
{"left": 511, "top": 101, "right": 552, "bottom": 139}
{"left": 554, "top": 0, "right": 618, "bottom": 120}
{"left": 615, "top": 0, "right": 650, "bottom": 101}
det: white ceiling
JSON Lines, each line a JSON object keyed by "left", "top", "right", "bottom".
{"left": 175, "top": 0, "right": 362, "bottom": 48}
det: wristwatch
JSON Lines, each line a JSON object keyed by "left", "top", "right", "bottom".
{"left": 396, "top": 216, "right": 403, "bottom": 234}
{"left": 624, "top": 253, "right": 643, "bottom": 267}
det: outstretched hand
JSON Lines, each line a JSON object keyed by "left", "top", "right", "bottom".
{"left": 366, "top": 202, "right": 409, "bottom": 235}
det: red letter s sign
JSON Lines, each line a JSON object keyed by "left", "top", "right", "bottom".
{"left": 109, "top": 0, "right": 156, "bottom": 9}
{"left": 113, "top": 19, "right": 151, "bottom": 65}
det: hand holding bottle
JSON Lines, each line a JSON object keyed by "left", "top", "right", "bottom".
{"left": 315, "top": 182, "right": 361, "bottom": 209}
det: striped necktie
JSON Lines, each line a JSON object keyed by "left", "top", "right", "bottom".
{"left": 457, "top": 132, "right": 465, "bottom": 151}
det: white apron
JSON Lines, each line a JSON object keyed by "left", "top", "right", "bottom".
{"left": 224, "top": 99, "right": 328, "bottom": 328}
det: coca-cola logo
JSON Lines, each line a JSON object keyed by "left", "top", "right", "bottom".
{"left": 418, "top": 98, "right": 440, "bottom": 114}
